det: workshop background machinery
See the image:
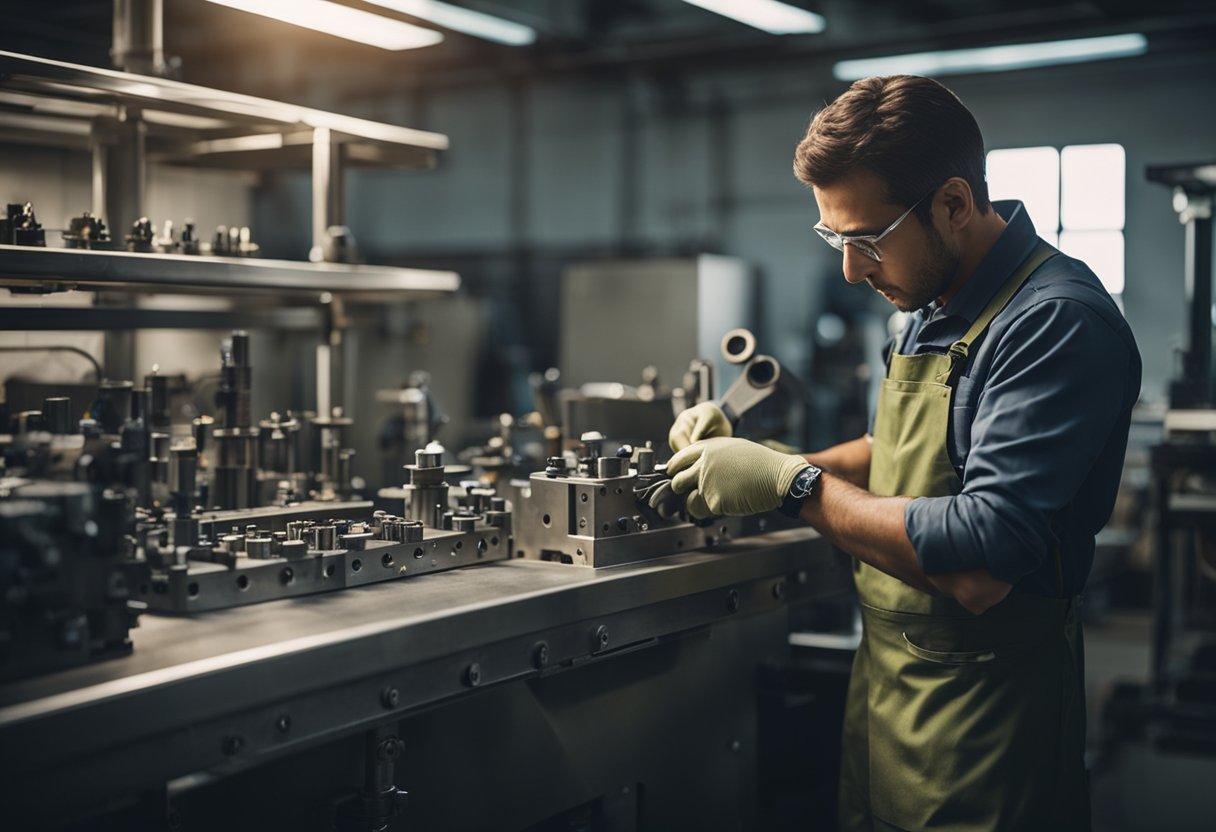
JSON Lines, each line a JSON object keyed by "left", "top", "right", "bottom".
{"left": 1091, "top": 161, "right": 1216, "bottom": 828}
{"left": 0, "top": 334, "right": 851, "bottom": 829}
{"left": 0, "top": 327, "right": 848, "bottom": 827}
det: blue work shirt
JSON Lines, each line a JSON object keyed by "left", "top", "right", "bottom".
{"left": 880, "top": 200, "right": 1141, "bottom": 598}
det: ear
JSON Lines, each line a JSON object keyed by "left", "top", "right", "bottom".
{"left": 936, "top": 177, "right": 975, "bottom": 233}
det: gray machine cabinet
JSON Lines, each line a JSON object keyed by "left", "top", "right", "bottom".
{"left": 560, "top": 255, "right": 754, "bottom": 392}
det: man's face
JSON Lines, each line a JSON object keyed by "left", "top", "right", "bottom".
{"left": 813, "top": 170, "right": 960, "bottom": 312}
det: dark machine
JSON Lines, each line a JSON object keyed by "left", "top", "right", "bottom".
{"left": 0, "top": 329, "right": 517, "bottom": 674}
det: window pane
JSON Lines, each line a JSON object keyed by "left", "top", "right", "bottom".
{"left": 1061, "top": 144, "right": 1125, "bottom": 230}
{"left": 1060, "top": 230, "right": 1124, "bottom": 294}
{"left": 987, "top": 146, "right": 1059, "bottom": 234}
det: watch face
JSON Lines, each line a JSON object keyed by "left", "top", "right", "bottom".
{"left": 791, "top": 466, "right": 820, "bottom": 498}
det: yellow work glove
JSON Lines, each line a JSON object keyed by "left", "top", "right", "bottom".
{"left": 642, "top": 479, "right": 683, "bottom": 520}
{"left": 665, "top": 437, "right": 808, "bottom": 520}
{"left": 669, "top": 401, "right": 732, "bottom": 452}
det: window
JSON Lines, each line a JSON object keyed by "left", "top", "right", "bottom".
{"left": 986, "top": 143, "right": 1125, "bottom": 295}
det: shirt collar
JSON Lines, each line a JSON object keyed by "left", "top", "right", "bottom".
{"left": 916, "top": 200, "right": 1038, "bottom": 334}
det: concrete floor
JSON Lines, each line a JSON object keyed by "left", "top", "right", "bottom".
{"left": 1085, "top": 610, "right": 1216, "bottom": 831}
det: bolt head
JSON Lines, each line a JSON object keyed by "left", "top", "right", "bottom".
{"left": 593, "top": 625, "right": 609, "bottom": 651}
{"left": 275, "top": 714, "right": 291, "bottom": 733}
{"left": 533, "top": 641, "right": 550, "bottom": 669}
{"left": 377, "top": 737, "right": 403, "bottom": 761}
{"left": 466, "top": 662, "right": 482, "bottom": 687}
{"left": 382, "top": 686, "right": 400, "bottom": 708}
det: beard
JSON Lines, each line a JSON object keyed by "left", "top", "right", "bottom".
{"left": 871, "top": 223, "right": 961, "bottom": 312}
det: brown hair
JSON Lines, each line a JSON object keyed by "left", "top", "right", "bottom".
{"left": 793, "top": 75, "right": 990, "bottom": 218}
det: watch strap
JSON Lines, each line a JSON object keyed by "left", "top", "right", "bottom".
{"left": 779, "top": 464, "right": 821, "bottom": 518}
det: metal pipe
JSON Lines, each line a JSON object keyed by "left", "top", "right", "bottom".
{"left": 1183, "top": 204, "right": 1214, "bottom": 403}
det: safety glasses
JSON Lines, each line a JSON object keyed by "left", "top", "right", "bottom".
{"left": 813, "top": 189, "right": 934, "bottom": 263}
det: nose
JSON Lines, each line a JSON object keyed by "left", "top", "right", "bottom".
{"left": 841, "top": 245, "right": 875, "bottom": 285}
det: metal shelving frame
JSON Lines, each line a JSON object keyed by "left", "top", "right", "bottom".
{"left": 0, "top": 48, "right": 453, "bottom": 292}
{"left": 0, "top": 49, "right": 457, "bottom": 406}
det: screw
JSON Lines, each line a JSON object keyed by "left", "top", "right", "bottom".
{"left": 593, "top": 624, "right": 609, "bottom": 651}
{"left": 222, "top": 735, "right": 244, "bottom": 756}
{"left": 275, "top": 714, "right": 291, "bottom": 733}
{"left": 729, "top": 739, "right": 741, "bottom": 753}
{"left": 727, "top": 588, "right": 740, "bottom": 613}
{"left": 533, "top": 641, "right": 550, "bottom": 669}
{"left": 381, "top": 686, "right": 400, "bottom": 709}
{"left": 772, "top": 578, "right": 787, "bottom": 600}
{"left": 466, "top": 662, "right": 482, "bottom": 687}
{"left": 377, "top": 737, "right": 403, "bottom": 761}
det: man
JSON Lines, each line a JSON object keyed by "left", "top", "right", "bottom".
{"left": 657, "top": 75, "right": 1141, "bottom": 830}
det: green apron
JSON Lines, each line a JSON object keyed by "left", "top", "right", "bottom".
{"left": 839, "top": 241, "right": 1090, "bottom": 831}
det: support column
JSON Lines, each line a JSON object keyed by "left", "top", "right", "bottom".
{"left": 92, "top": 110, "right": 146, "bottom": 383}
{"left": 311, "top": 126, "right": 345, "bottom": 253}
{"left": 111, "top": 0, "right": 166, "bottom": 76}
{"left": 1172, "top": 187, "right": 1214, "bottom": 407}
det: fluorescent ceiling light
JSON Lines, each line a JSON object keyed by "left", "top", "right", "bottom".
{"left": 834, "top": 33, "right": 1147, "bottom": 80}
{"left": 206, "top": 0, "right": 443, "bottom": 51}
{"left": 364, "top": 1, "right": 536, "bottom": 46}
{"left": 682, "top": 0, "right": 825, "bottom": 35}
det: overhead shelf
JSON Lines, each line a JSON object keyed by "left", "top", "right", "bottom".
{"left": 0, "top": 244, "right": 459, "bottom": 299}
{"left": 0, "top": 50, "right": 448, "bottom": 170}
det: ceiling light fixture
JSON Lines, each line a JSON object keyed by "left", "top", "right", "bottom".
{"left": 206, "top": 0, "right": 443, "bottom": 51}
{"left": 833, "top": 33, "right": 1147, "bottom": 80}
{"left": 364, "top": 1, "right": 536, "bottom": 46}
{"left": 681, "top": 0, "right": 825, "bottom": 35}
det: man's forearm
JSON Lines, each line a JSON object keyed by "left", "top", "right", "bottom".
{"left": 798, "top": 472, "right": 1013, "bottom": 613}
{"left": 803, "top": 435, "right": 872, "bottom": 488}
{"left": 799, "top": 472, "right": 936, "bottom": 593}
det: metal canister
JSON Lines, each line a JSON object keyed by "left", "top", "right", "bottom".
{"left": 403, "top": 444, "right": 449, "bottom": 529}
{"left": 314, "top": 525, "right": 337, "bottom": 551}
{"left": 245, "top": 537, "right": 273, "bottom": 558}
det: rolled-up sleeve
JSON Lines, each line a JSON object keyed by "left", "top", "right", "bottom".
{"left": 905, "top": 298, "right": 1133, "bottom": 582}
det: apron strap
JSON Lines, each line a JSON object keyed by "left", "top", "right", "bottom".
{"left": 940, "top": 240, "right": 1058, "bottom": 385}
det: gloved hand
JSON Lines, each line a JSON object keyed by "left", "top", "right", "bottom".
{"left": 664, "top": 437, "right": 808, "bottom": 520}
{"left": 641, "top": 479, "right": 684, "bottom": 520}
{"left": 669, "top": 401, "right": 732, "bottom": 452}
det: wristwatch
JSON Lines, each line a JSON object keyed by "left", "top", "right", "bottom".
{"left": 779, "top": 464, "right": 822, "bottom": 518}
